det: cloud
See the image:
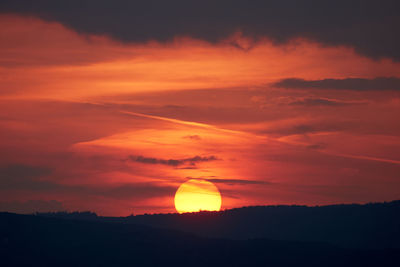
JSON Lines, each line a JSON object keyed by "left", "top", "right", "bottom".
{"left": 274, "top": 77, "right": 400, "bottom": 91}
{"left": 0, "top": 200, "right": 63, "bottom": 214}
{"left": 100, "top": 183, "right": 177, "bottom": 199}
{"left": 0, "top": 164, "right": 55, "bottom": 191}
{"left": 205, "top": 178, "right": 271, "bottom": 186}
{"left": 306, "top": 143, "right": 327, "bottom": 150}
{"left": 183, "top": 135, "right": 202, "bottom": 141}
{"left": 262, "top": 123, "right": 342, "bottom": 136}
{"left": 0, "top": 1, "right": 399, "bottom": 60}
{"left": 0, "top": 164, "right": 51, "bottom": 179}
{"left": 288, "top": 97, "right": 361, "bottom": 107}
{"left": 128, "top": 155, "right": 218, "bottom": 167}
{"left": 0, "top": 181, "right": 176, "bottom": 212}
{"left": 0, "top": 164, "right": 177, "bottom": 201}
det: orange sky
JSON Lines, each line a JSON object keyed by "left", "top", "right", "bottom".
{"left": 1, "top": 15, "right": 400, "bottom": 215}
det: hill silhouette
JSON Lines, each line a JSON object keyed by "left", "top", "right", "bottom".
{"left": 1, "top": 212, "right": 400, "bottom": 267}
{"left": 38, "top": 200, "right": 400, "bottom": 249}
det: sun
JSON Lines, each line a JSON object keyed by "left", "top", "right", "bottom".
{"left": 174, "top": 179, "right": 222, "bottom": 213}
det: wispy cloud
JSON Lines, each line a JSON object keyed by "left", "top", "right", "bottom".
{"left": 324, "top": 152, "right": 400, "bottom": 165}
{"left": 183, "top": 135, "right": 202, "bottom": 140}
{"left": 206, "top": 178, "right": 272, "bottom": 185}
{"left": 274, "top": 77, "right": 400, "bottom": 91}
{"left": 128, "top": 155, "right": 218, "bottom": 167}
{"left": 288, "top": 97, "right": 365, "bottom": 106}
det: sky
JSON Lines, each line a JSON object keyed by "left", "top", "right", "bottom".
{"left": 0, "top": 1, "right": 399, "bottom": 216}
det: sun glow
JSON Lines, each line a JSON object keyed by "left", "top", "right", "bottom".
{"left": 174, "top": 179, "right": 222, "bottom": 213}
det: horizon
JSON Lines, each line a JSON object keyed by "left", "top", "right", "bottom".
{"left": 4, "top": 199, "right": 399, "bottom": 217}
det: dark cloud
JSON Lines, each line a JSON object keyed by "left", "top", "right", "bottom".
{"left": 177, "top": 167, "right": 198, "bottom": 170}
{"left": 183, "top": 135, "right": 202, "bottom": 141}
{"left": 0, "top": 1, "right": 399, "bottom": 60}
{"left": 0, "top": 164, "right": 176, "bottom": 201}
{"left": 274, "top": 77, "right": 400, "bottom": 91}
{"left": 306, "top": 143, "right": 327, "bottom": 150}
{"left": 0, "top": 163, "right": 173, "bottom": 198}
{"left": 100, "top": 183, "right": 176, "bottom": 199}
{"left": 0, "top": 164, "right": 51, "bottom": 179}
{"left": 0, "top": 183, "right": 175, "bottom": 213}
{"left": 0, "top": 200, "right": 63, "bottom": 214}
{"left": 128, "top": 155, "right": 218, "bottom": 167}
{"left": 206, "top": 178, "right": 271, "bottom": 186}
{"left": 262, "top": 123, "right": 344, "bottom": 137}
{"left": 0, "top": 164, "right": 55, "bottom": 191}
{"left": 288, "top": 97, "right": 359, "bottom": 106}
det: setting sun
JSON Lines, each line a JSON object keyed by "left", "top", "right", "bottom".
{"left": 174, "top": 179, "right": 222, "bottom": 213}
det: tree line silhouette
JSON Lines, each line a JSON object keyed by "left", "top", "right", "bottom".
{"left": 37, "top": 200, "right": 400, "bottom": 249}
{"left": 1, "top": 209, "right": 400, "bottom": 266}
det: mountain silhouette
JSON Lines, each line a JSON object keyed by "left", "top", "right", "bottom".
{"left": 37, "top": 200, "right": 400, "bottom": 249}
{"left": 1, "top": 211, "right": 400, "bottom": 267}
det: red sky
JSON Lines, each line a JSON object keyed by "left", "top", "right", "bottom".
{"left": 1, "top": 14, "right": 400, "bottom": 216}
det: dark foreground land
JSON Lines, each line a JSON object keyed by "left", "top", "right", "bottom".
{"left": 1, "top": 201, "right": 400, "bottom": 266}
